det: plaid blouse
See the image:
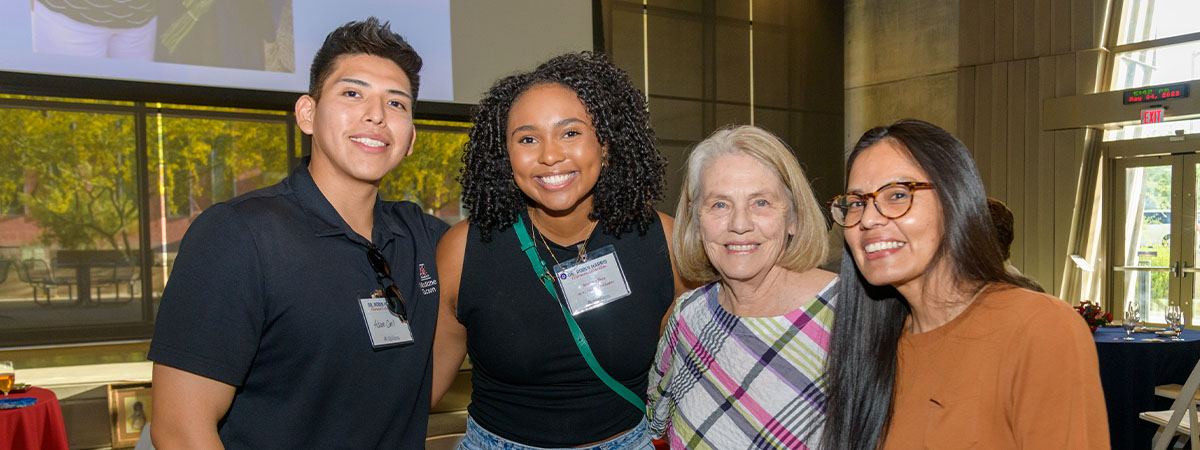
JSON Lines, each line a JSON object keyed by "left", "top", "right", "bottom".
{"left": 648, "top": 279, "right": 837, "bottom": 449}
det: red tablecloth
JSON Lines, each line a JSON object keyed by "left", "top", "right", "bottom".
{"left": 0, "top": 386, "right": 69, "bottom": 450}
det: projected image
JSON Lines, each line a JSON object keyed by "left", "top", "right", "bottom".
{"left": 156, "top": 0, "right": 295, "bottom": 72}
{"left": 31, "top": 0, "right": 295, "bottom": 73}
{"left": 5, "top": 1, "right": 453, "bottom": 99}
{"left": 31, "top": 0, "right": 158, "bottom": 61}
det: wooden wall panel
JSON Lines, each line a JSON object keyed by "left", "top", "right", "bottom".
{"left": 1006, "top": 60, "right": 1027, "bottom": 269}
{"left": 979, "top": 0, "right": 998, "bottom": 64}
{"left": 974, "top": 66, "right": 994, "bottom": 193}
{"left": 961, "top": 0, "right": 981, "bottom": 67}
{"left": 1031, "top": 160, "right": 1053, "bottom": 276}
{"left": 996, "top": 0, "right": 1016, "bottom": 61}
{"left": 990, "top": 63, "right": 1009, "bottom": 199}
{"left": 958, "top": 67, "right": 977, "bottom": 151}
{"left": 1076, "top": 49, "right": 1105, "bottom": 93}
{"left": 1014, "top": 0, "right": 1037, "bottom": 59}
{"left": 1054, "top": 53, "right": 1078, "bottom": 97}
{"left": 1051, "top": 0, "right": 1072, "bottom": 54}
{"left": 1034, "top": 141, "right": 1056, "bottom": 287}
{"left": 1034, "top": 0, "right": 1053, "bottom": 57}
{"left": 1034, "top": 57, "right": 1058, "bottom": 290}
{"left": 1070, "top": 0, "right": 1103, "bottom": 51}
{"left": 1052, "top": 129, "right": 1078, "bottom": 290}
{"left": 1022, "top": 60, "right": 1044, "bottom": 282}
{"left": 1070, "top": 0, "right": 1090, "bottom": 51}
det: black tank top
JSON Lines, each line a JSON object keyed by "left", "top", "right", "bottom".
{"left": 457, "top": 210, "right": 674, "bottom": 447}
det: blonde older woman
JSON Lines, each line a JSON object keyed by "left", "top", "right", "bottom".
{"left": 647, "top": 125, "right": 836, "bottom": 449}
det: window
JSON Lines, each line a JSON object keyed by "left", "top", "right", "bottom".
{"left": 0, "top": 149, "right": 21, "bottom": 217}
{"left": 1116, "top": 0, "right": 1200, "bottom": 46}
{"left": 1113, "top": 40, "right": 1200, "bottom": 90}
{"left": 147, "top": 110, "right": 292, "bottom": 308}
{"left": 1105, "top": 0, "right": 1200, "bottom": 141}
{"left": 380, "top": 120, "right": 470, "bottom": 221}
{"left": 0, "top": 99, "right": 143, "bottom": 338}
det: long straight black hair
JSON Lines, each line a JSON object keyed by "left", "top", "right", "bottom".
{"left": 821, "top": 119, "right": 1041, "bottom": 449}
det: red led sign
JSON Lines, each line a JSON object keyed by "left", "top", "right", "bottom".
{"left": 1141, "top": 107, "right": 1165, "bottom": 124}
{"left": 1124, "top": 83, "right": 1189, "bottom": 104}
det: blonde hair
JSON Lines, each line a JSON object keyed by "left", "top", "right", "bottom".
{"left": 673, "top": 125, "right": 830, "bottom": 284}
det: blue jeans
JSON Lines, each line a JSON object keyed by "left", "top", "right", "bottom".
{"left": 458, "top": 416, "right": 654, "bottom": 450}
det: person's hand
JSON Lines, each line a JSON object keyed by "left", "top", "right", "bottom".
{"left": 160, "top": 0, "right": 215, "bottom": 54}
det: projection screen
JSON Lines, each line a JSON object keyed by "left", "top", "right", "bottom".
{"left": 0, "top": 0, "right": 595, "bottom": 106}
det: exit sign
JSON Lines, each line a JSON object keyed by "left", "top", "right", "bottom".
{"left": 1124, "top": 83, "right": 1189, "bottom": 104}
{"left": 1141, "top": 107, "right": 1165, "bottom": 124}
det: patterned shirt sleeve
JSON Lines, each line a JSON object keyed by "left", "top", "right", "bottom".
{"left": 646, "top": 288, "right": 694, "bottom": 438}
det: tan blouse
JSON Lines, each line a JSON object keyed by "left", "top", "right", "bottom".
{"left": 882, "top": 286, "right": 1109, "bottom": 449}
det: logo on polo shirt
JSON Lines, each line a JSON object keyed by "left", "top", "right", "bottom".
{"left": 418, "top": 263, "right": 438, "bottom": 295}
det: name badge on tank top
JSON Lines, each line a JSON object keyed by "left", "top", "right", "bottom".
{"left": 358, "top": 293, "right": 413, "bottom": 348}
{"left": 551, "top": 245, "right": 632, "bottom": 315}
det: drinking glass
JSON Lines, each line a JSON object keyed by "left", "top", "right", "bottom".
{"left": 1166, "top": 306, "right": 1184, "bottom": 341}
{"left": 1123, "top": 302, "right": 1140, "bottom": 340}
{"left": 0, "top": 361, "right": 13, "bottom": 396}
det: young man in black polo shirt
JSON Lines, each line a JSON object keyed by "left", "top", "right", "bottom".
{"left": 148, "top": 18, "right": 448, "bottom": 449}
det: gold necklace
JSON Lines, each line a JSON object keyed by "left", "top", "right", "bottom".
{"left": 575, "top": 220, "right": 598, "bottom": 262}
{"left": 534, "top": 224, "right": 564, "bottom": 267}
{"left": 529, "top": 211, "right": 598, "bottom": 265}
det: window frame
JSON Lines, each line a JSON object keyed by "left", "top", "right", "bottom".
{"left": 1105, "top": 0, "right": 1200, "bottom": 91}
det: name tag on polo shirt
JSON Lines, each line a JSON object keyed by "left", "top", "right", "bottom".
{"left": 552, "top": 245, "right": 632, "bottom": 315}
{"left": 358, "top": 297, "right": 413, "bottom": 348}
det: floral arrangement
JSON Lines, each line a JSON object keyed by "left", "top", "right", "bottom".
{"left": 1074, "top": 301, "right": 1112, "bottom": 332}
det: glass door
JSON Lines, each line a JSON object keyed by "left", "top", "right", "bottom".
{"left": 1187, "top": 156, "right": 1200, "bottom": 327}
{"left": 1109, "top": 145, "right": 1198, "bottom": 327}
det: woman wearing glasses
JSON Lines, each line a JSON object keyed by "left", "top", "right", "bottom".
{"left": 431, "top": 52, "right": 687, "bottom": 449}
{"left": 647, "top": 125, "right": 836, "bottom": 448}
{"left": 821, "top": 119, "right": 1108, "bottom": 449}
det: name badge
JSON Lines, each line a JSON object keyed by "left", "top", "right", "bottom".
{"left": 358, "top": 296, "right": 414, "bottom": 348}
{"left": 552, "top": 245, "right": 632, "bottom": 315}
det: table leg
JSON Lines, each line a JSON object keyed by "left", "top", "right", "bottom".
{"left": 75, "top": 266, "right": 90, "bottom": 304}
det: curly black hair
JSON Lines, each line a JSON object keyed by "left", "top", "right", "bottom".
{"left": 460, "top": 51, "right": 666, "bottom": 241}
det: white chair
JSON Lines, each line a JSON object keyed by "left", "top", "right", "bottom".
{"left": 1141, "top": 358, "right": 1200, "bottom": 450}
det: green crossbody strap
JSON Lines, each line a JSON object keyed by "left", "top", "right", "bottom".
{"left": 512, "top": 214, "right": 647, "bottom": 413}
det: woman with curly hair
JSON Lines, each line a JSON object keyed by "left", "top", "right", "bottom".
{"left": 431, "top": 51, "right": 688, "bottom": 449}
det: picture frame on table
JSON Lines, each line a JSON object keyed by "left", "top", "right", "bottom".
{"left": 107, "top": 382, "right": 152, "bottom": 448}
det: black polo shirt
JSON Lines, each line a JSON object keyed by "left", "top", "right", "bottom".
{"left": 149, "top": 158, "right": 448, "bottom": 449}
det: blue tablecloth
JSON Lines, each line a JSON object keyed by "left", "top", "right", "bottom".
{"left": 1094, "top": 327, "right": 1200, "bottom": 450}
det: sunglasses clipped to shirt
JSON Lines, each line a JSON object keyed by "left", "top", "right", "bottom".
{"left": 366, "top": 244, "right": 408, "bottom": 322}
